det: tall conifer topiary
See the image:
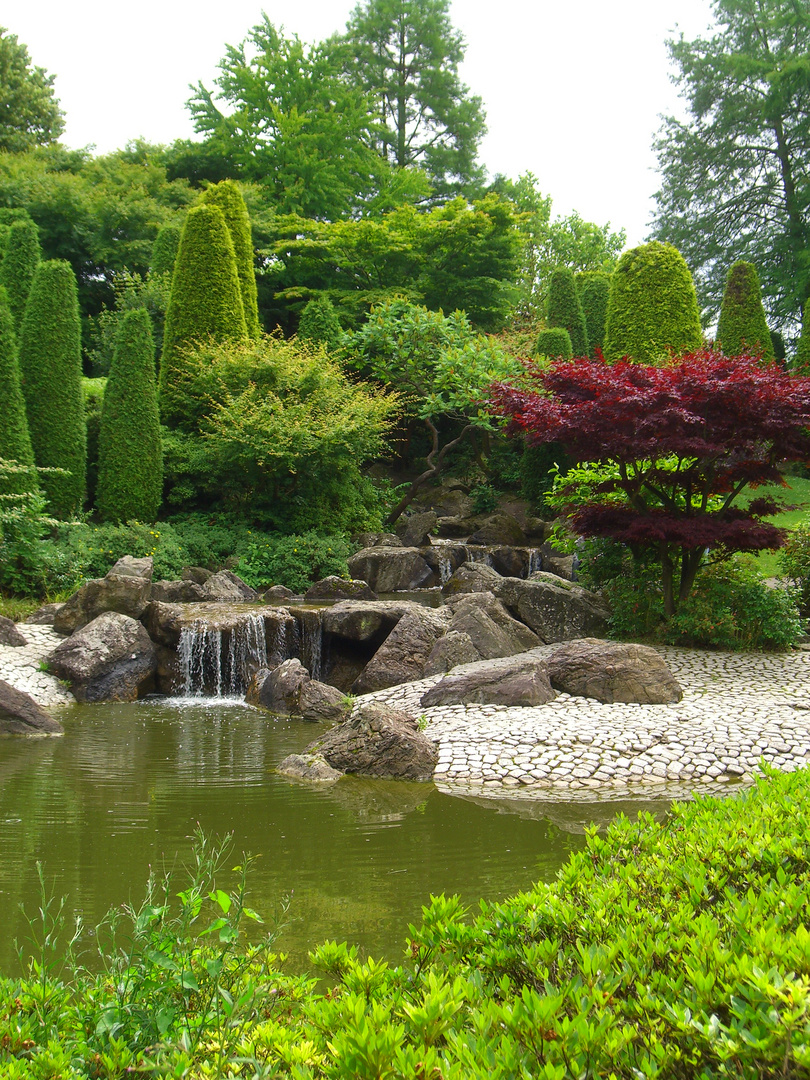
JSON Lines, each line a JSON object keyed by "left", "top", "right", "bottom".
{"left": 0, "top": 217, "right": 40, "bottom": 337}
{"left": 795, "top": 298, "right": 810, "bottom": 374}
{"left": 547, "top": 267, "right": 588, "bottom": 357}
{"left": 97, "top": 309, "right": 162, "bottom": 522}
{"left": 716, "top": 261, "right": 774, "bottom": 360}
{"left": 18, "top": 260, "right": 86, "bottom": 517}
{"left": 536, "top": 326, "right": 573, "bottom": 360}
{"left": 0, "top": 286, "right": 36, "bottom": 494}
{"left": 603, "top": 241, "right": 702, "bottom": 363}
{"left": 159, "top": 204, "right": 248, "bottom": 424}
{"left": 200, "top": 181, "right": 260, "bottom": 337}
{"left": 576, "top": 270, "right": 611, "bottom": 357}
{"left": 149, "top": 223, "right": 181, "bottom": 279}
{"left": 297, "top": 295, "right": 343, "bottom": 351}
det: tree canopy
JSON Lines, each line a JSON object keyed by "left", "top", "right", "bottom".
{"left": 651, "top": 0, "right": 810, "bottom": 332}
{"left": 0, "top": 28, "right": 64, "bottom": 153}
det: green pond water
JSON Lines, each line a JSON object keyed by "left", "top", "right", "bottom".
{"left": 0, "top": 698, "right": 674, "bottom": 976}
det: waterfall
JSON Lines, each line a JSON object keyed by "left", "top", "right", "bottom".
{"left": 178, "top": 612, "right": 267, "bottom": 697}
{"left": 466, "top": 547, "right": 493, "bottom": 567}
{"left": 437, "top": 550, "right": 453, "bottom": 585}
{"left": 528, "top": 548, "right": 543, "bottom": 575}
{"left": 295, "top": 608, "right": 323, "bottom": 682}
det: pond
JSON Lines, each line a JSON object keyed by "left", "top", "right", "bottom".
{"left": 0, "top": 699, "right": 674, "bottom": 976}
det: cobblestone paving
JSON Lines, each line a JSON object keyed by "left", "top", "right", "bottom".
{"left": 0, "top": 625, "right": 74, "bottom": 706}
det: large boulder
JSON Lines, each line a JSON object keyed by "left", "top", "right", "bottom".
{"left": 246, "top": 660, "right": 348, "bottom": 721}
{"left": 298, "top": 680, "right": 351, "bottom": 723}
{"left": 150, "top": 579, "right": 208, "bottom": 603}
{"left": 24, "top": 603, "right": 64, "bottom": 625}
{"left": 353, "top": 532, "right": 403, "bottom": 549}
{"left": 0, "top": 615, "right": 27, "bottom": 647}
{"left": 48, "top": 612, "right": 157, "bottom": 702}
{"left": 140, "top": 601, "right": 186, "bottom": 648}
{"left": 262, "top": 584, "right": 295, "bottom": 602}
{"left": 352, "top": 608, "right": 450, "bottom": 694}
{"left": 489, "top": 546, "right": 531, "bottom": 578}
{"left": 0, "top": 680, "right": 64, "bottom": 735}
{"left": 547, "top": 638, "right": 683, "bottom": 704}
{"left": 182, "top": 566, "right": 214, "bottom": 585}
{"left": 446, "top": 591, "right": 540, "bottom": 659}
{"left": 424, "top": 630, "right": 481, "bottom": 676}
{"left": 276, "top": 753, "right": 342, "bottom": 782}
{"left": 396, "top": 511, "right": 438, "bottom": 548}
{"left": 307, "top": 702, "right": 437, "bottom": 780}
{"left": 466, "top": 512, "right": 526, "bottom": 547}
{"left": 55, "top": 559, "right": 155, "bottom": 634}
{"left": 493, "top": 573, "right": 610, "bottom": 643}
{"left": 421, "top": 651, "right": 556, "bottom": 707}
{"left": 441, "top": 561, "right": 503, "bottom": 597}
{"left": 421, "top": 543, "right": 468, "bottom": 584}
{"left": 304, "top": 576, "right": 377, "bottom": 602}
{"left": 321, "top": 599, "right": 428, "bottom": 644}
{"left": 199, "top": 570, "right": 257, "bottom": 602}
{"left": 347, "top": 546, "right": 434, "bottom": 592}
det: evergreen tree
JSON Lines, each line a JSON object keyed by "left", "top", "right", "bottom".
{"left": 576, "top": 270, "right": 611, "bottom": 357}
{"left": 0, "top": 216, "right": 40, "bottom": 337}
{"left": 716, "top": 261, "right": 774, "bottom": 360}
{"left": 603, "top": 241, "right": 703, "bottom": 364}
{"left": 97, "top": 309, "right": 162, "bottom": 523}
{"left": 297, "top": 295, "right": 343, "bottom": 351}
{"left": 149, "top": 223, "right": 181, "bottom": 278}
{"left": 546, "top": 266, "right": 588, "bottom": 357}
{"left": 18, "top": 260, "right": 86, "bottom": 517}
{"left": 159, "top": 204, "right": 248, "bottom": 424}
{"left": 0, "top": 286, "right": 36, "bottom": 494}
{"left": 794, "top": 298, "right": 810, "bottom": 374}
{"left": 201, "top": 181, "right": 260, "bottom": 337}
{"left": 536, "top": 326, "right": 572, "bottom": 360}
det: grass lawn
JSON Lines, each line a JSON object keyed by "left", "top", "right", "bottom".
{"left": 742, "top": 473, "right": 810, "bottom": 577}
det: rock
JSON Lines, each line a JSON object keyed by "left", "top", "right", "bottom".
{"left": 24, "top": 603, "right": 64, "bottom": 625}
{"left": 54, "top": 568, "right": 154, "bottom": 634}
{"left": 182, "top": 566, "right": 214, "bottom": 585}
{"left": 354, "top": 532, "right": 403, "bottom": 549}
{"left": 150, "top": 579, "right": 208, "bottom": 603}
{"left": 421, "top": 543, "right": 468, "bottom": 582}
{"left": 304, "top": 576, "right": 378, "bottom": 602}
{"left": 435, "top": 515, "right": 481, "bottom": 538}
{"left": 0, "top": 616, "right": 27, "bottom": 647}
{"left": 108, "top": 555, "right": 154, "bottom": 580}
{"left": 543, "top": 554, "right": 576, "bottom": 580}
{"left": 493, "top": 573, "right": 610, "bottom": 643}
{"left": 322, "top": 599, "right": 430, "bottom": 644}
{"left": 140, "top": 601, "right": 186, "bottom": 648}
{"left": 48, "top": 612, "right": 157, "bottom": 702}
{"left": 262, "top": 584, "right": 295, "bottom": 602}
{"left": 245, "top": 659, "right": 311, "bottom": 714}
{"left": 466, "top": 512, "right": 526, "bottom": 547}
{"left": 200, "top": 570, "right": 257, "bottom": 602}
{"left": 547, "top": 638, "right": 683, "bottom": 704}
{"left": 396, "top": 511, "right": 438, "bottom": 548}
{"left": 424, "top": 630, "right": 481, "bottom": 675}
{"left": 446, "top": 591, "right": 540, "bottom": 659}
{"left": 276, "top": 753, "right": 342, "bottom": 782}
{"left": 489, "top": 546, "right": 531, "bottom": 578}
{"left": 347, "top": 546, "right": 434, "bottom": 592}
{"left": 416, "top": 487, "right": 473, "bottom": 519}
{"left": 0, "top": 679, "right": 64, "bottom": 736}
{"left": 420, "top": 651, "right": 556, "bottom": 708}
{"left": 441, "top": 561, "right": 503, "bottom": 597}
{"left": 299, "top": 680, "right": 351, "bottom": 723}
{"left": 308, "top": 702, "right": 437, "bottom": 780}
{"left": 352, "top": 608, "right": 450, "bottom": 694}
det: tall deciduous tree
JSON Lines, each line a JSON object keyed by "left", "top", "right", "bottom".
{"left": 651, "top": 0, "right": 810, "bottom": 330}
{"left": 0, "top": 28, "right": 64, "bottom": 152}
{"left": 341, "top": 0, "right": 487, "bottom": 198}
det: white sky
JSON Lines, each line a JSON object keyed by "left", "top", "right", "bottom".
{"left": 6, "top": 1, "right": 715, "bottom": 246}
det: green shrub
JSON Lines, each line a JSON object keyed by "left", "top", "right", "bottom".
{"left": 0, "top": 461, "right": 66, "bottom": 597}
{"left": 297, "top": 295, "right": 344, "bottom": 352}
{"left": 53, "top": 520, "right": 188, "bottom": 586}
{"left": 97, "top": 310, "right": 162, "bottom": 523}
{"left": 0, "top": 287, "right": 36, "bottom": 494}
{"left": 576, "top": 269, "right": 610, "bottom": 357}
{"left": 149, "top": 222, "right": 181, "bottom": 278}
{"left": 535, "top": 325, "right": 572, "bottom": 359}
{"left": 82, "top": 378, "right": 104, "bottom": 508}
{"left": 87, "top": 270, "right": 172, "bottom": 377}
{"left": 780, "top": 519, "right": 810, "bottom": 614}
{"left": 0, "top": 216, "right": 40, "bottom": 337}
{"left": 200, "top": 180, "right": 260, "bottom": 338}
{"left": 469, "top": 482, "right": 498, "bottom": 513}
{"left": 603, "top": 240, "right": 703, "bottom": 363}
{"left": 18, "top": 259, "right": 86, "bottom": 518}
{"left": 794, "top": 297, "right": 810, "bottom": 374}
{"left": 519, "top": 441, "right": 571, "bottom": 512}
{"left": 716, "top": 260, "right": 774, "bottom": 360}
{"left": 546, "top": 266, "right": 588, "bottom": 356}
{"left": 236, "top": 531, "right": 354, "bottom": 592}
{"left": 159, "top": 204, "right": 248, "bottom": 424}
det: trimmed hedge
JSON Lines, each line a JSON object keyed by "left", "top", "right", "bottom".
{"left": 0, "top": 217, "right": 40, "bottom": 337}
{"left": 547, "top": 266, "right": 588, "bottom": 357}
{"left": 18, "top": 260, "right": 86, "bottom": 518}
{"left": 200, "top": 180, "right": 260, "bottom": 338}
{"left": 0, "top": 286, "right": 36, "bottom": 494}
{"left": 159, "top": 204, "right": 248, "bottom": 424}
{"left": 716, "top": 260, "right": 774, "bottom": 360}
{"left": 535, "top": 325, "right": 572, "bottom": 359}
{"left": 297, "top": 295, "right": 343, "bottom": 351}
{"left": 149, "top": 223, "right": 181, "bottom": 278}
{"left": 97, "top": 310, "right": 162, "bottom": 523}
{"left": 576, "top": 269, "right": 610, "bottom": 357}
{"left": 603, "top": 240, "right": 703, "bottom": 363}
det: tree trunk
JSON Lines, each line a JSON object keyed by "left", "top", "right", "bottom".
{"left": 384, "top": 419, "right": 474, "bottom": 526}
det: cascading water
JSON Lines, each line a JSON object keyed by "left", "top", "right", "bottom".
{"left": 528, "top": 548, "right": 543, "bottom": 574}
{"left": 466, "top": 547, "right": 493, "bottom": 567}
{"left": 295, "top": 608, "right": 324, "bottom": 682}
{"left": 178, "top": 612, "right": 268, "bottom": 697}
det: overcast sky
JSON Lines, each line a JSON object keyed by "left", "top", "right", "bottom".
{"left": 7, "top": 1, "right": 715, "bottom": 245}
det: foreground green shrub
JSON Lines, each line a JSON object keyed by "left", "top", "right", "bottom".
{"left": 534, "top": 325, "right": 572, "bottom": 360}
{"left": 546, "top": 266, "right": 588, "bottom": 357}
{"left": 5, "top": 769, "right": 810, "bottom": 1077}
{"left": 236, "top": 531, "right": 353, "bottom": 592}
{"left": 716, "top": 260, "right": 774, "bottom": 360}
{"left": 0, "top": 461, "right": 66, "bottom": 596}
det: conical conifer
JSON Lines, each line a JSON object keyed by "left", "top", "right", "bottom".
{"left": 716, "top": 261, "right": 774, "bottom": 360}
{"left": 97, "top": 309, "right": 162, "bottom": 522}
{"left": 795, "top": 298, "right": 810, "bottom": 374}
{"left": 547, "top": 267, "right": 588, "bottom": 357}
{"left": 160, "top": 204, "right": 248, "bottom": 424}
{"left": 0, "top": 217, "right": 40, "bottom": 337}
{"left": 18, "top": 260, "right": 86, "bottom": 517}
{"left": 603, "top": 241, "right": 702, "bottom": 363}
{"left": 0, "top": 286, "right": 36, "bottom": 495}
{"left": 149, "top": 223, "right": 181, "bottom": 279}
{"left": 576, "top": 271, "right": 610, "bottom": 357}
{"left": 200, "top": 181, "right": 260, "bottom": 337}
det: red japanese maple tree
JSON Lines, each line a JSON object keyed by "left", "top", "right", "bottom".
{"left": 491, "top": 351, "right": 810, "bottom": 617}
